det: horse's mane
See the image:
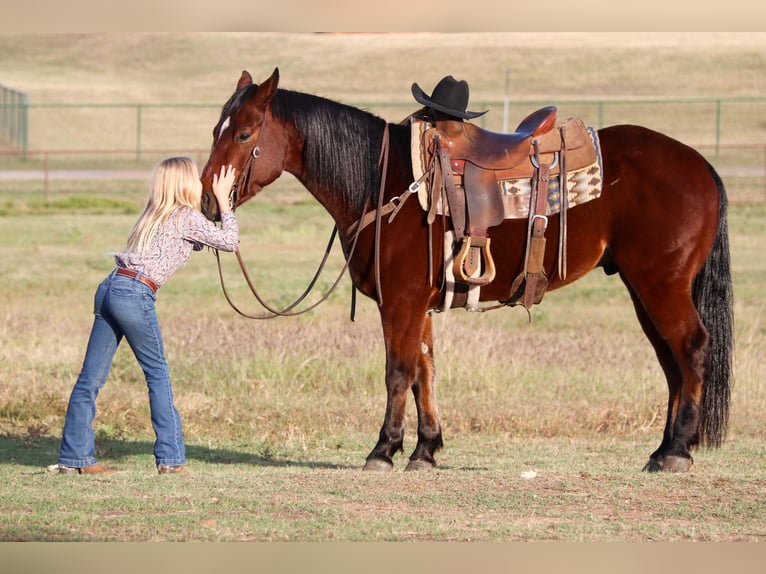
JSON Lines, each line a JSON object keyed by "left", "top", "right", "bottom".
{"left": 271, "top": 89, "right": 387, "bottom": 213}
{"left": 220, "top": 84, "right": 387, "bottom": 214}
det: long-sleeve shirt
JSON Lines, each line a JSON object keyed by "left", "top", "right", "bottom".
{"left": 114, "top": 207, "right": 238, "bottom": 288}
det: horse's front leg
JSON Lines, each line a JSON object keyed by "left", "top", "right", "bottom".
{"left": 363, "top": 306, "right": 432, "bottom": 471}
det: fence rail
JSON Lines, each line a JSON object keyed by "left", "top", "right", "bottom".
{"left": 2, "top": 96, "right": 766, "bottom": 160}
{"left": 0, "top": 148, "right": 209, "bottom": 200}
{"left": 1, "top": 145, "right": 764, "bottom": 205}
{"left": 1, "top": 95, "right": 765, "bottom": 204}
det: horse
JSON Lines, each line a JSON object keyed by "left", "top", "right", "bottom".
{"left": 200, "top": 68, "right": 733, "bottom": 473}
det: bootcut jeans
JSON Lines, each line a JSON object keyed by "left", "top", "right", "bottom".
{"left": 58, "top": 270, "right": 186, "bottom": 468}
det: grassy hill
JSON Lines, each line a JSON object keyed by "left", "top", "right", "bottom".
{"left": 2, "top": 32, "right": 766, "bottom": 104}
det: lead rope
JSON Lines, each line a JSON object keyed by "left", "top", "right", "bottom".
{"left": 215, "top": 226, "right": 331, "bottom": 319}
{"left": 215, "top": 196, "right": 371, "bottom": 319}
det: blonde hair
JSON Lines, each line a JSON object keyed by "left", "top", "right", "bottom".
{"left": 125, "top": 157, "right": 202, "bottom": 253}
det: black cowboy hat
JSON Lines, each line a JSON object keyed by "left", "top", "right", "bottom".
{"left": 411, "top": 75, "right": 487, "bottom": 120}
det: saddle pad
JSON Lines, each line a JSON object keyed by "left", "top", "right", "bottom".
{"left": 410, "top": 117, "right": 604, "bottom": 220}
{"left": 498, "top": 126, "right": 603, "bottom": 219}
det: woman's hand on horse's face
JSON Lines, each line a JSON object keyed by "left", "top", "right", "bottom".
{"left": 211, "top": 165, "right": 237, "bottom": 211}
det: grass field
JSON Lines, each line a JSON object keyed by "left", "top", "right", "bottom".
{"left": 1, "top": 33, "right": 765, "bottom": 542}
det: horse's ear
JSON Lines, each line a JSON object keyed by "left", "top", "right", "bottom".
{"left": 253, "top": 67, "right": 279, "bottom": 110}
{"left": 237, "top": 70, "right": 253, "bottom": 91}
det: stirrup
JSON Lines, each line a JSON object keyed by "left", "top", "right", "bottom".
{"left": 454, "top": 236, "right": 496, "bottom": 286}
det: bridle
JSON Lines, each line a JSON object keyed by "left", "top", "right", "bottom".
{"left": 225, "top": 123, "right": 263, "bottom": 211}
{"left": 213, "top": 115, "right": 384, "bottom": 320}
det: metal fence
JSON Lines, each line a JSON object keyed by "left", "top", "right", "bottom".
{"left": 1, "top": 97, "right": 765, "bottom": 204}
{"left": 0, "top": 84, "right": 28, "bottom": 151}
{"left": 4, "top": 96, "right": 765, "bottom": 155}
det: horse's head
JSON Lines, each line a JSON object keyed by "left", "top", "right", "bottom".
{"left": 200, "top": 67, "right": 285, "bottom": 221}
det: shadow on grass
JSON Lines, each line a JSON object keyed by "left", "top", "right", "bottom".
{"left": 0, "top": 434, "right": 355, "bottom": 471}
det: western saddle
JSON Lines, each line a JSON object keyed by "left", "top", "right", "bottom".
{"left": 416, "top": 105, "right": 598, "bottom": 310}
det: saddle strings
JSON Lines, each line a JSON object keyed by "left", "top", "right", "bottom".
{"left": 373, "top": 124, "right": 390, "bottom": 307}
{"left": 558, "top": 124, "right": 568, "bottom": 281}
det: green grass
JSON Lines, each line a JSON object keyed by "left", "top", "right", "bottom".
{"left": 0, "top": 196, "right": 764, "bottom": 541}
{"left": 2, "top": 434, "right": 765, "bottom": 542}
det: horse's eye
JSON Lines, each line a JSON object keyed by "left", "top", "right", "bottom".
{"left": 238, "top": 133, "right": 251, "bottom": 142}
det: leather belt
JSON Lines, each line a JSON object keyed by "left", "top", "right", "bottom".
{"left": 116, "top": 268, "right": 158, "bottom": 293}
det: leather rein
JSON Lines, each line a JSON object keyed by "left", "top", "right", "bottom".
{"left": 214, "top": 120, "right": 390, "bottom": 320}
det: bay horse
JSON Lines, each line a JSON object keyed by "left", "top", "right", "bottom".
{"left": 200, "top": 68, "right": 733, "bottom": 473}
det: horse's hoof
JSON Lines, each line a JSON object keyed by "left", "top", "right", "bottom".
{"left": 363, "top": 458, "right": 394, "bottom": 472}
{"left": 642, "top": 459, "right": 663, "bottom": 472}
{"left": 661, "top": 455, "right": 693, "bottom": 473}
{"left": 642, "top": 455, "right": 693, "bottom": 473}
{"left": 404, "top": 459, "right": 435, "bottom": 472}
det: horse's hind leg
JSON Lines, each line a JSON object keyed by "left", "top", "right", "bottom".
{"left": 405, "top": 314, "right": 444, "bottom": 471}
{"left": 623, "top": 279, "right": 709, "bottom": 472}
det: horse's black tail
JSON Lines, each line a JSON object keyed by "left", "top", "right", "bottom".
{"left": 693, "top": 163, "right": 734, "bottom": 448}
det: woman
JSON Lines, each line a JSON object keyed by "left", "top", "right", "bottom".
{"left": 57, "top": 157, "right": 238, "bottom": 475}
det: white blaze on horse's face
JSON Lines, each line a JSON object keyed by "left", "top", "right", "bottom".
{"left": 217, "top": 116, "right": 231, "bottom": 142}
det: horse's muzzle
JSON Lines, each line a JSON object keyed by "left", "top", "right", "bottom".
{"left": 200, "top": 191, "right": 219, "bottom": 222}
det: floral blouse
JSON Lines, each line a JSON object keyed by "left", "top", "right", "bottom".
{"left": 114, "top": 207, "right": 239, "bottom": 288}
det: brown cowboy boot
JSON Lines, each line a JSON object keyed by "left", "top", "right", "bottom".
{"left": 157, "top": 464, "right": 187, "bottom": 475}
{"left": 58, "top": 462, "right": 114, "bottom": 475}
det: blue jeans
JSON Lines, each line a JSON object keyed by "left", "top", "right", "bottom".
{"left": 59, "top": 270, "right": 186, "bottom": 468}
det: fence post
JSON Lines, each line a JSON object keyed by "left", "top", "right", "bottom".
{"left": 135, "top": 105, "right": 143, "bottom": 161}
{"left": 598, "top": 101, "right": 604, "bottom": 128}
{"left": 43, "top": 151, "right": 49, "bottom": 201}
{"left": 502, "top": 68, "right": 511, "bottom": 133}
{"left": 1, "top": 87, "right": 5, "bottom": 141}
{"left": 715, "top": 99, "right": 721, "bottom": 157}
{"left": 0, "top": 84, "right": 29, "bottom": 154}
{"left": 20, "top": 92, "right": 28, "bottom": 159}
